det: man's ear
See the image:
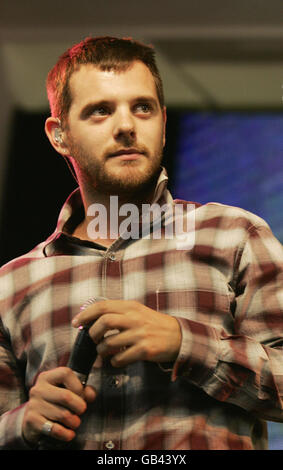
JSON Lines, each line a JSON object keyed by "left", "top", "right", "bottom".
{"left": 45, "top": 116, "right": 69, "bottom": 156}
{"left": 162, "top": 106, "right": 167, "bottom": 148}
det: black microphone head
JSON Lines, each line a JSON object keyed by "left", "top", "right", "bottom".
{"left": 67, "top": 325, "right": 97, "bottom": 377}
{"left": 68, "top": 296, "right": 107, "bottom": 384}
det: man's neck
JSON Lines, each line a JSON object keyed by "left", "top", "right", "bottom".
{"left": 71, "top": 186, "right": 156, "bottom": 247}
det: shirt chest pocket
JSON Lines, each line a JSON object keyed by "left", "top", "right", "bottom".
{"left": 153, "top": 288, "right": 232, "bottom": 329}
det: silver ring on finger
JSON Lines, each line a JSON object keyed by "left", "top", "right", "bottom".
{"left": 41, "top": 420, "right": 54, "bottom": 436}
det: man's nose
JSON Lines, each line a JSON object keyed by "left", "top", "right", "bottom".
{"left": 113, "top": 108, "right": 136, "bottom": 141}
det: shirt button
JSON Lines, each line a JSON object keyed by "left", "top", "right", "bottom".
{"left": 108, "top": 377, "right": 120, "bottom": 388}
{"left": 105, "top": 440, "right": 115, "bottom": 449}
{"left": 109, "top": 253, "right": 116, "bottom": 261}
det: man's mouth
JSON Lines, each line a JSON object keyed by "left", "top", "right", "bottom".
{"left": 108, "top": 148, "right": 145, "bottom": 160}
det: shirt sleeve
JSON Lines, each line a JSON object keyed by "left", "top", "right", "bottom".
{"left": 172, "top": 223, "right": 283, "bottom": 422}
{"left": 0, "top": 320, "right": 32, "bottom": 449}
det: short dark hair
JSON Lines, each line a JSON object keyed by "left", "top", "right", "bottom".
{"left": 46, "top": 36, "right": 164, "bottom": 127}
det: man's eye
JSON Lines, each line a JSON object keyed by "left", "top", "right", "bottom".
{"left": 135, "top": 103, "right": 152, "bottom": 114}
{"left": 92, "top": 107, "right": 110, "bottom": 116}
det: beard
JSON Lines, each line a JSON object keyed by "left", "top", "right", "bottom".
{"left": 67, "top": 137, "right": 164, "bottom": 201}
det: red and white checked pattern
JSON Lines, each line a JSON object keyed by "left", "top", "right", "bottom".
{"left": 0, "top": 168, "right": 283, "bottom": 449}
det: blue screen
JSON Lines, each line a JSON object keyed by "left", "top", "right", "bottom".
{"left": 174, "top": 111, "right": 283, "bottom": 241}
{"left": 173, "top": 111, "right": 283, "bottom": 450}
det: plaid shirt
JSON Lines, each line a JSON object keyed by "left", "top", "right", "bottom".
{"left": 1, "top": 167, "right": 283, "bottom": 450}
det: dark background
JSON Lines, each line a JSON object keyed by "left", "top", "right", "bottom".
{"left": 0, "top": 108, "right": 180, "bottom": 266}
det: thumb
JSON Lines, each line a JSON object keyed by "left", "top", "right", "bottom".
{"left": 83, "top": 385, "right": 97, "bottom": 403}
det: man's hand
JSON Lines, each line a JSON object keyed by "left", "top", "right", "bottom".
{"left": 22, "top": 367, "right": 96, "bottom": 446}
{"left": 72, "top": 300, "right": 182, "bottom": 367}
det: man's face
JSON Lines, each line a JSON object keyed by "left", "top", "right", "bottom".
{"left": 65, "top": 60, "right": 166, "bottom": 198}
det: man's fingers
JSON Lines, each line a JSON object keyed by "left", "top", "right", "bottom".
{"left": 72, "top": 299, "right": 141, "bottom": 327}
{"left": 83, "top": 385, "right": 97, "bottom": 404}
{"left": 109, "top": 343, "right": 146, "bottom": 368}
{"left": 71, "top": 300, "right": 182, "bottom": 367}
{"left": 23, "top": 403, "right": 81, "bottom": 444}
{"left": 32, "top": 369, "right": 88, "bottom": 416}
{"left": 88, "top": 314, "right": 131, "bottom": 343}
{"left": 39, "top": 367, "right": 84, "bottom": 394}
{"left": 23, "top": 367, "right": 98, "bottom": 446}
{"left": 72, "top": 299, "right": 114, "bottom": 327}
{"left": 41, "top": 421, "right": 76, "bottom": 442}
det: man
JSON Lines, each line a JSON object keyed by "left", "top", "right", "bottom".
{"left": 0, "top": 36, "right": 283, "bottom": 450}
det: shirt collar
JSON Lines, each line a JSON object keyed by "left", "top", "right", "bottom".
{"left": 43, "top": 166, "right": 173, "bottom": 255}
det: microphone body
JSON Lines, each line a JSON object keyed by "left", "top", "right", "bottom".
{"left": 38, "top": 325, "right": 97, "bottom": 450}
{"left": 38, "top": 296, "right": 106, "bottom": 449}
{"left": 67, "top": 323, "right": 97, "bottom": 385}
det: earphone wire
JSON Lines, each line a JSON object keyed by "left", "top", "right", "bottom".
{"left": 63, "top": 155, "right": 79, "bottom": 185}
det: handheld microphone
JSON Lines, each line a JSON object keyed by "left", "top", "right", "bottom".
{"left": 67, "top": 295, "right": 106, "bottom": 385}
{"left": 38, "top": 325, "right": 97, "bottom": 450}
{"left": 67, "top": 323, "right": 97, "bottom": 386}
{"left": 38, "top": 297, "right": 106, "bottom": 449}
